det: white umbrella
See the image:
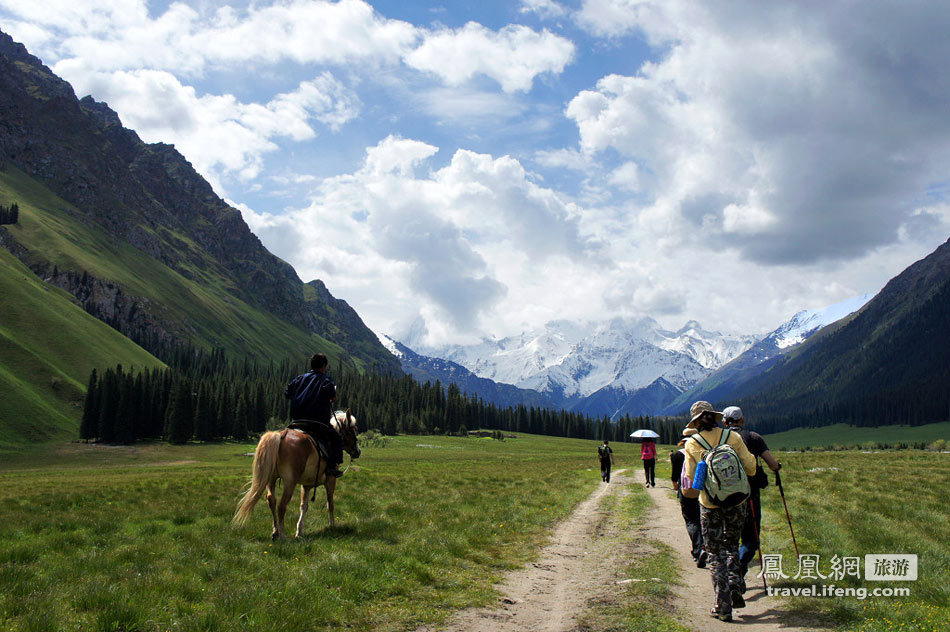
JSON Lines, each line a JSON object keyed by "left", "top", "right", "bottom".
{"left": 629, "top": 429, "right": 660, "bottom": 441}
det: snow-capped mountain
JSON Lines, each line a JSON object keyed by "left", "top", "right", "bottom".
{"left": 402, "top": 317, "right": 758, "bottom": 402}
{"left": 660, "top": 293, "right": 875, "bottom": 415}
{"left": 767, "top": 294, "right": 874, "bottom": 349}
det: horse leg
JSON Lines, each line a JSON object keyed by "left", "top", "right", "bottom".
{"left": 275, "top": 479, "right": 296, "bottom": 541}
{"left": 296, "top": 486, "right": 311, "bottom": 538}
{"left": 266, "top": 480, "right": 280, "bottom": 541}
{"left": 325, "top": 477, "right": 337, "bottom": 528}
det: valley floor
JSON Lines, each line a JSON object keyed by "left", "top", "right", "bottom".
{"left": 422, "top": 468, "right": 827, "bottom": 632}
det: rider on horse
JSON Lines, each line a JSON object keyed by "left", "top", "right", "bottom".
{"left": 284, "top": 353, "right": 345, "bottom": 478}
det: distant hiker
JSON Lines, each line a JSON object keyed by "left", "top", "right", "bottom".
{"left": 598, "top": 440, "right": 615, "bottom": 482}
{"left": 684, "top": 401, "right": 757, "bottom": 622}
{"left": 671, "top": 428, "right": 706, "bottom": 567}
{"left": 722, "top": 405, "right": 782, "bottom": 592}
{"left": 598, "top": 440, "right": 615, "bottom": 481}
{"left": 284, "top": 353, "right": 345, "bottom": 478}
{"left": 641, "top": 438, "right": 657, "bottom": 487}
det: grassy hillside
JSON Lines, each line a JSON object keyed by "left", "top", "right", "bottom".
{"left": 0, "top": 247, "right": 163, "bottom": 452}
{"left": 0, "top": 164, "right": 348, "bottom": 365}
{"left": 762, "top": 421, "right": 950, "bottom": 450}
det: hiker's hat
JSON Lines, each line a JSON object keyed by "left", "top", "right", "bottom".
{"left": 722, "top": 406, "right": 743, "bottom": 423}
{"left": 687, "top": 400, "right": 722, "bottom": 429}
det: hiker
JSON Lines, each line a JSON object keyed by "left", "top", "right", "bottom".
{"left": 598, "top": 440, "right": 615, "bottom": 482}
{"left": 671, "top": 429, "right": 706, "bottom": 567}
{"left": 684, "top": 401, "right": 756, "bottom": 622}
{"left": 641, "top": 437, "right": 657, "bottom": 487}
{"left": 284, "top": 353, "right": 345, "bottom": 478}
{"left": 722, "top": 406, "right": 782, "bottom": 592}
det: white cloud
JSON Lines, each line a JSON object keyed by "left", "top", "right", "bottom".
{"left": 565, "top": 1, "right": 950, "bottom": 265}
{"left": 404, "top": 22, "right": 575, "bottom": 92}
{"left": 65, "top": 68, "right": 359, "bottom": 189}
{"left": 520, "top": 0, "right": 567, "bottom": 20}
{"left": 239, "top": 137, "right": 606, "bottom": 342}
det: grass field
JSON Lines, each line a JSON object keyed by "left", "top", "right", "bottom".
{"left": 0, "top": 434, "right": 638, "bottom": 632}
{"left": 762, "top": 422, "right": 950, "bottom": 450}
{"left": 749, "top": 449, "right": 950, "bottom": 632}
{"left": 1, "top": 436, "right": 947, "bottom": 631}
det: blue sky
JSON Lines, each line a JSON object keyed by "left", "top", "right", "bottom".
{"left": 2, "top": 0, "right": 949, "bottom": 345}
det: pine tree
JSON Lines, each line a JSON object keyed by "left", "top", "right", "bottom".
{"left": 79, "top": 369, "right": 99, "bottom": 441}
{"left": 164, "top": 379, "right": 193, "bottom": 444}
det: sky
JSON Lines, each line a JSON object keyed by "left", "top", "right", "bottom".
{"left": 2, "top": 0, "right": 949, "bottom": 346}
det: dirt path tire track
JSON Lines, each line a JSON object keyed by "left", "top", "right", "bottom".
{"left": 638, "top": 468, "right": 830, "bottom": 631}
{"left": 421, "top": 470, "right": 633, "bottom": 632}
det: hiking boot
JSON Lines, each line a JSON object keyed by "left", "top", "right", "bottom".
{"left": 696, "top": 551, "right": 708, "bottom": 569}
{"left": 326, "top": 465, "right": 345, "bottom": 478}
{"left": 709, "top": 608, "right": 733, "bottom": 622}
{"left": 731, "top": 592, "right": 746, "bottom": 608}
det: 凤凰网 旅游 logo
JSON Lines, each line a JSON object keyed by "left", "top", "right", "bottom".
{"left": 865, "top": 554, "right": 917, "bottom": 581}
{"left": 757, "top": 553, "right": 917, "bottom": 582}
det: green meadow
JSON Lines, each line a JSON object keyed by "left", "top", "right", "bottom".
{"left": 762, "top": 422, "right": 950, "bottom": 450}
{"left": 748, "top": 449, "right": 950, "bottom": 632}
{"left": 0, "top": 434, "right": 619, "bottom": 632}
{"left": 1, "top": 435, "right": 947, "bottom": 631}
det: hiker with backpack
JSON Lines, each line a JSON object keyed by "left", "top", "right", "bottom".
{"left": 683, "top": 401, "right": 757, "bottom": 622}
{"left": 671, "top": 428, "right": 706, "bottom": 567}
{"left": 722, "top": 406, "right": 782, "bottom": 593}
{"left": 598, "top": 440, "right": 615, "bottom": 482}
{"left": 641, "top": 437, "right": 657, "bottom": 487}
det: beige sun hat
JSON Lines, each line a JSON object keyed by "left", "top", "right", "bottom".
{"left": 687, "top": 400, "right": 723, "bottom": 429}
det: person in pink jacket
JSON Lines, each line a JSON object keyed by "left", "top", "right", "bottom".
{"left": 641, "top": 438, "right": 657, "bottom": 487}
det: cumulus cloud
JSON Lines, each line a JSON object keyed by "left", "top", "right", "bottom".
{"left": 566, "top": 0, "right": 950, "bottom": 265}
{"left": 239, "top": 136, "right": 605, "bottom": 341}
{"left": 404, "top": 22, "right": 575, "bottom": 92}
{"left": 69, "top": 69, "right": 359, "bottom": 187}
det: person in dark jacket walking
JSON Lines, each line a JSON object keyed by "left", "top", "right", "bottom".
{"left": 722, "top": 406, "right": 782, "bottom": 592}
{"left": 285, "top": 353, "right": 344, "bottom": 478}
{"left": 598, "top": 440, "right": 615, "bottom": 482}
{"left": 671, "top": 428, "right": 707, "bottom": 567}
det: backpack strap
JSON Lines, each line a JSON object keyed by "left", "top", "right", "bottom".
{"left": 718, "top": 428, "right": 731, "bottom": 447}
{"left": 692, "top": 433, "right": 713, "bottom": 452}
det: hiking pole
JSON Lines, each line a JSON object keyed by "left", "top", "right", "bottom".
{"left": 775, "top": 470, "right": 800, "bottom": 559}
{"left": 748, "top": 498, "right": 767, "bottom": 591}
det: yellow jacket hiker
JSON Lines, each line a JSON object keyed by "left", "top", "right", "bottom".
{"left": 684, "top": 426, "right": 756, "bottom": 509}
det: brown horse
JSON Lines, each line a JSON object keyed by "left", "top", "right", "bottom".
{"left": 233, "top": 410, "right": 361, "bottom": 540}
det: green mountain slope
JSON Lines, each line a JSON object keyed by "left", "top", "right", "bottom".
{"left": 0, "top": 30, "right": 398, "bottom": 373}
{"left": 0, "top": 247, "right": 163, "bottom": 451}
{"left": 737, "top": 238, "right": 950, "bottom": 433}
{"left": 0, "top": 30, "right": 400, "bottom": 448}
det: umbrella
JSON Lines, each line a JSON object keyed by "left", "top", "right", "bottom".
{"left": 629, "top": 429, "right": 660, "bottom": 441}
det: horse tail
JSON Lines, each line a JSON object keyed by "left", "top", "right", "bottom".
{"left": 233, "top": 430, "right": 281, "bottom": 526}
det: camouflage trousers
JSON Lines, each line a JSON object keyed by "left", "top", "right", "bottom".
{"left": 700, "top": 503, "right": 747, "bottom": 616}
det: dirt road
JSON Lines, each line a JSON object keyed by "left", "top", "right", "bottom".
{"left": 422, "top": 469, "right": 827, "bottom": 631}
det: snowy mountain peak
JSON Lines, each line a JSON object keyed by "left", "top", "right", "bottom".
{"left": 396, "top": 316, "right": 758, "bottom": 402}
{"left": 769, "top": 294, "right": 873, "bottom": 349}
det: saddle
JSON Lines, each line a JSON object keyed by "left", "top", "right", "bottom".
{"left": 286, "top": 420, "right": 332, "bottom": 463}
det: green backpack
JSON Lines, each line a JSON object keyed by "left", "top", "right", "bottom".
{"left": 692, "top": 429, "right": 750, "bottom": 508}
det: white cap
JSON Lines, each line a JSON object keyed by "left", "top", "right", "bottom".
{"left": 722, "top": 406, "right": 743, "bottom": 422}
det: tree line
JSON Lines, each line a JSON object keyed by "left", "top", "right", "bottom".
{"left": 79, "top": 348, "right": 681, "bottom": 445}
{"left": 0, "top": 201, "right": 19, "bottom": 224}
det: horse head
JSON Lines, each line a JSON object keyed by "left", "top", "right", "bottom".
{"left": 334, "top": 409, "right": 361, "bottom": 459}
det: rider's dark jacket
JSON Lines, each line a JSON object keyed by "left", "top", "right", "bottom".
{"left": 285, "top": 370, "right": 336, "bottom": 423}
